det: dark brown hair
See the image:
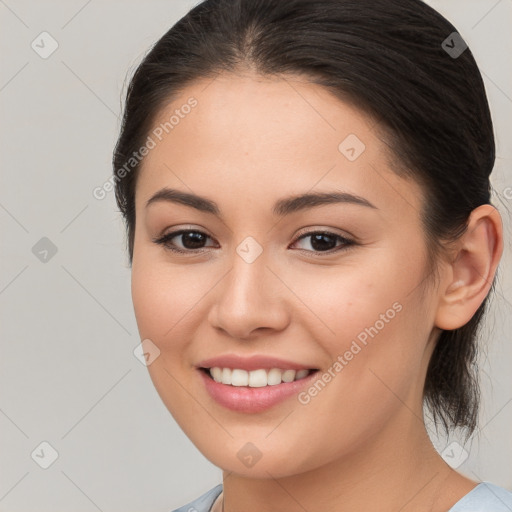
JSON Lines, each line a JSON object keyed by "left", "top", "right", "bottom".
{"left": 113, "top": 0, "right": 498, "bottom": 440}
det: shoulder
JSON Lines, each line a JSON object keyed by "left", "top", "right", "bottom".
{"left": 170, "top": 482, "right": 512, "bottom": 512}
{"left": 448, "top": 481, "right": 512, "bottom": 511}
{"left": 170, "top": 484, "right": 223, "bottom": 512}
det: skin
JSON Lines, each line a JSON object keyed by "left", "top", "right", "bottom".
{"left": 130, "top": 72, "right": 503, "bottom": 512}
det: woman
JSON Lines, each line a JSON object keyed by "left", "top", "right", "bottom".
{"left": 112, "top": 0, "right": 512, "bottom": 510}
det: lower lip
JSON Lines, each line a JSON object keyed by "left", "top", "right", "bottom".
{"left": 198, "top": 369, "right": 318, "bottom": 413}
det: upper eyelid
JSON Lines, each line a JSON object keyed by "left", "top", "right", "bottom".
{"left": 294, "top": 226, "right": 355, "bottom": 240}
{"left": 158, "top": 222, "right": 354, "bottom": 238}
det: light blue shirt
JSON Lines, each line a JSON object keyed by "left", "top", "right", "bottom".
{"left": 171, "top": 481, "right": 512, "bottom": 512}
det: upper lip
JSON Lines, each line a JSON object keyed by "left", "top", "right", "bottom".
{"left": 196, "top": 354, "right": 317, "bottom": 371}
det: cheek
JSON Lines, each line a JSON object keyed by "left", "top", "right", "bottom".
{"left": 131, "top": 253, "right": 204, "bottom": 346}
{"left": 131, "top": 266, "right": 170, "bottom": 342}
{"left": 291, "top": 245, "right": 430, "bottom": 408}
{"left": 130, "top": 257, "right": 207, "bottom": 424}
{"left": 284, "top": 256, "right": 408, "bottom": 352}
{"left": 285, "top": 307, "right": 426, "bottom": 473}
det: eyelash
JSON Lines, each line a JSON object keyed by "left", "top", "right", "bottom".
{"left": 152, "top": 229, "right": 356, "bottom": 256}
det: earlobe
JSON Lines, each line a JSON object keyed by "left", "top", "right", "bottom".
{"left": 434, "top": 205, "right": 503, "bottom": 331}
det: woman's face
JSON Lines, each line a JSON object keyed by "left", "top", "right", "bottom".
{"left": 131, "top": 73, "right": 442, "bottom": 478}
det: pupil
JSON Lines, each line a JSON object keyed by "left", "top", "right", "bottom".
{"left": 311, "top": 234, "right": 336, "bottom": 251}
{"left": 183, "top": 232, "right": 205, "bottom": 249}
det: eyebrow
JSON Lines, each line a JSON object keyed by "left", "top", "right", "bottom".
{"left": 145, "top": 187, "right": 377, "bottom": 217}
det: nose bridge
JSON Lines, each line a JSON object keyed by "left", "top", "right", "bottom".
{"left": 232, "top": 238, "right": 268, "bottom": 300}
{"left": 226, "top": 239, "right": 274, "bottom": 313}
{"left": 209, "top": 237, "right": 288, "bottom": 338}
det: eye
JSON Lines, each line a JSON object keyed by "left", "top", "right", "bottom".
{"left": 152, "top": 229, "right": 355, "bottom": 255}
{"left": 152, "top": 229, "right": 216, "bottom": 254}
{"left": 290, "top": 230, "right": 355, "bottom": 255}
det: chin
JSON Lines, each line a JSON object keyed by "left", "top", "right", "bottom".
{"left": 186, "top": 432, "right": 323, "bottom": 480}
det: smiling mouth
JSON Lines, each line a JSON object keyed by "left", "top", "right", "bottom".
{"left": 200, "top": 367, "right": 319, "bottom": 387}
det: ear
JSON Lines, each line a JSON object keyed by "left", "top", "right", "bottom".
{"left": 435, "top": 204, "right": 503, "bottom": 331}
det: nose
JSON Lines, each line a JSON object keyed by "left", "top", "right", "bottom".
{"left": 207, "top": 247, "right": 290, "bottom": 340}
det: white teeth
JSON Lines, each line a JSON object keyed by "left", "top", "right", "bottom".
{"left": 208, "top": 367, "right": 312, "bottom": 387}
{"left": 281, "top": 369, "right": 296, "bottom": 382}
{"left": 248, "top": 369, "right": 267, "bottom": 387}
{"left": 295, "top": 369, "right": 309, "bottom": 379}
{"left": 221, "top": 368, "right": 232, "bottom": 384}
{"left": 231, "top": 369, "right": 248, "bottom": 386}
{"left": 211, "top": 367, "right": 222, "bottom": 382}
{"left": 267, "top": 368, "right": 282, "bottom": 386}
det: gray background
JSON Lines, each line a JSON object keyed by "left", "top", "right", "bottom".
{"left": 0, "top": 0, "right": 511, "bottom": 510}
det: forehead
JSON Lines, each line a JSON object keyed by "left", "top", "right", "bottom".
{"left": 149, "top": 72, "right": 373, "bottom": 161}
{"left": 135, "top": 72, "right": 424, "bottom": 219}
